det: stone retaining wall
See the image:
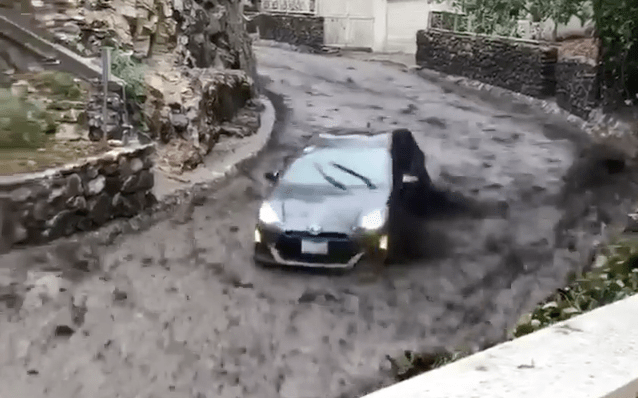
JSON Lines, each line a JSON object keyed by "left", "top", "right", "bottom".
{"left": 255, "top": 13, "right": 324, "bottom": 50}
{"left": 556, "top": 57, "right": 600, "bottom": 119}
{"left": 0, "top": 144, "right": 156, "bottom": 252}
{"left": 416, "top": 29, "right": 558, "bottom": 98}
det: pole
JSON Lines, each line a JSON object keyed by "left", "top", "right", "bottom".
{"left": 101, "top": 47, "right": 111, "bottom": 146}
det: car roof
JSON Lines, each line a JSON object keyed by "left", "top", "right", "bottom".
{"left": 308, "top": 132, "right": 392, "bottom": 150}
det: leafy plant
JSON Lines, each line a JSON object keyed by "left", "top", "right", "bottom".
{"left": 434, "top": 0, "right": 591, "bottom": 37}
{"left": 29, "top": 71, "right": 84, "bottom": 101}
{"left": 592, "top": 0, "right": 638, "bottom": 105}
{"left": 110, "top": 48, "right": 147, "bottom": 104}
{"left": 0, "top": 89, "right": 54, "bottom": 149}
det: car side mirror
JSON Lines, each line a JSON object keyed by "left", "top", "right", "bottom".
{"left": 264, "top": 171, "right": 279, "bottom": 182}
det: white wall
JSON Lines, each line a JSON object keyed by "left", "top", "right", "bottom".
{"left": 372, "top": 0, "right": 388, "bottom": 52}
{"left": 385, "top": 0, "right": 429, "bottom": 53}
{"left": 383, "top": 0, "right": 456, "bottom": 53}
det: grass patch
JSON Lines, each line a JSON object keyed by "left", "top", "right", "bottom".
{"left": 392, "top": 236, "right": 638, "bottom": 381}
{"left": 28, "top": 70, "right": 84, "bottom": 101}
{"left": 0, "top": 140, "right": 108, "bottom": 175}
{"left": 0, "top": 88, "right": 54, "bottom": 149}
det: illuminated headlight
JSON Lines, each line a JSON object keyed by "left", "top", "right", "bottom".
{"left": 258, "top": 202, "right": 280, "bottom": 224}
{"left": 379, "top": 235, "right": 388, "bottom": 250}
{"left": 359, "top": 208, "right": 387, "bottom": 230}
{"left": 254, "top": 228, "right": 261, "bottom": 243}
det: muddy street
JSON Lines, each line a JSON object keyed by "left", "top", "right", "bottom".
{"left": 1, "top": 46, "right": 637, "bottom": 398}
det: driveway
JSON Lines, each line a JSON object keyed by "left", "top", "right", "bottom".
{"left": 0, "top": 46, "right": 635, "bottom": 398}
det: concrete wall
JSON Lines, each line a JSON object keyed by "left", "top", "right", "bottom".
{"left": 363, "top": 294, "right": 638, "bottom": 398}
{"left": 0, "top": 145, "right": 156, "bottom": 253}
{"left": 372, "top": 0, "right": 388, "bottom": 52}
{"left": 385, "top": 0, "right": 429, "bottom": 53}
{"left": 416, "top": 29, "right": 558, "bottom": 98}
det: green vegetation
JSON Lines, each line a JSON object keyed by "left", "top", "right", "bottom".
{"left": 592, "top": 0, "right": 638, "bottom": 104}
{"left": 0, "top": 88, "right": 55, "bottom": 149}
{"left": 434, "top": 0, "right": 591, "bottom": 37}
{"left": 110, "top": 48, "right": 147, "bottom": 104}
{"left": 30, "top": 70, "right": 84, "bottom": 101}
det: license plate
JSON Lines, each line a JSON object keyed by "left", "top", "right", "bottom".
{"left": 301, "top": 240, "right": 329, "bottom": 255}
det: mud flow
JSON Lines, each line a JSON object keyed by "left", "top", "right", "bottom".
{"left": 2, "top": 47, "right": 638, "bottom": 398}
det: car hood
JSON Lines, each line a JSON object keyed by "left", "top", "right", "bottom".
{"left": 269, "top": 184, "right": 390, "bottom": 233}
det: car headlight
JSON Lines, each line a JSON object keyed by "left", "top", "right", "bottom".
{"left": 359, "top": 208, "right": 387, "bottom": 230}
{"left": 258, "top": 202, "right": 280, "bottom": 224}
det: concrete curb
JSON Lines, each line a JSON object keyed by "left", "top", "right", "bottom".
{"left": 152, "top": 94, "right": 276, "bottom": 205}
{"left": 363, "top": 294, "right": 638, "bottom": 398}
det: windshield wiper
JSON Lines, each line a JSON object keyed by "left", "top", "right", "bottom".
{"left": 330, "top": 162, "right": 377, "bottom": 189}
{"left": 313, "top": 162, "right": 347, "bottom": 190}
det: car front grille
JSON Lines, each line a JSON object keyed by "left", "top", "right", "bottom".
{"left": 284, "top": 230, "right": 349, "bottom": 239}
{"left": 276, "top": 231, "right": 357, "bottom": 264}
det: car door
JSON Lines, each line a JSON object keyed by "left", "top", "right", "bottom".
{"left": 390, "top": 129, "right": 433, "bottom": 214}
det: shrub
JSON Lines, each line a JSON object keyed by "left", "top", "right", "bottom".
{"left": 110, "top": 48, "right": 147, "bottom": 104}
{"left": 29, "top": 71, "right": 83, "bottom": 101}
{"left": 0, "top": 89, "right": 54, "bottom": 149}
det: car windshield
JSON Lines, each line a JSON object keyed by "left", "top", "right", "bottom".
{"left": 281, "top": 148, "right": 390, "bottom": 188}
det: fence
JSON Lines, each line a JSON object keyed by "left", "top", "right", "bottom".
{"left": 429, "top": 11, "right": 468, "bottom": 32}
{"left": 260, "top": 0, "right": 316, "bottom": 14}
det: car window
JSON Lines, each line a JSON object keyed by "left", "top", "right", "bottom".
{"left": 282, "top": 148, "right": 391, "bottom": 187}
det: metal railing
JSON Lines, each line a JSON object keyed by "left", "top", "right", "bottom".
{"left": 261, "top": 0, "right": 316, "bottom": 14}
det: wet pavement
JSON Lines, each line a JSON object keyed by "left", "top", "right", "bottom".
{"left": 1, "top": 45, "right": 638, "bottom": 398}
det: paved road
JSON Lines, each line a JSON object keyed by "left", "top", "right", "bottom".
{"left": 1, "top": 46, "right": 635, "bottom": 398}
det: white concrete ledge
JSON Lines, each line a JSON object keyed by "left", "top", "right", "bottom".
{"left": 364, "top": 294, "right": 638, "bottom": 398}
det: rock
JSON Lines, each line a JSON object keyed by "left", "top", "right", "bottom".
{"left": 13, "top": 221, "right": 27, "bottom": 243}
{"left": 129, "top": 157, "right": 144, "bottom": 173}
{"left": 65, "top": 174, "right": 84, "bottom": 197}
{"left": 66, "top": 196, "right": 87, "bottom": 212}
{"left": 169, "top": 112, "right": 189, "bottom": 132}
{"left": 118, "top": 157, "right": 133, "bottom": 177}
{"left": 85, "top": 166, "right": 99, "bottom": 180}
{"left": 33, "top": 199, "right": 49, "bottom": 220}
{"left": 10, "top": 187, "right": 32, "bottom": 203}
{"left": 48, "top": 188, "right": 65, "bottom": 204}
{"left": 112, "top": 192, "right": 140, "bottom": 217}
{"left": 88, "top": 193, "right": 112, "bottom": 225}
{"left": 45, "top": 210, "right": 78, "bottom": 239}
{"left": 87, "top": 175, "right": 106, "bottom": 196}
{"left": 136, "top": 170, "right": 156, "bottom": 192}
{"left": 122, "top": 170, "right": 154, "bottom": 193}
{"left": 101, "top": 162, "right": 119, "bottom": 176}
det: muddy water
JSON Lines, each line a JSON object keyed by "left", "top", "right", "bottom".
{"left": 1, "top": 47, "right": 638, "bottom": 398}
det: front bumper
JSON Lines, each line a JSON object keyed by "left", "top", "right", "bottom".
{"left": 253, "top": 224, "right": 387, "bottom": 269}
